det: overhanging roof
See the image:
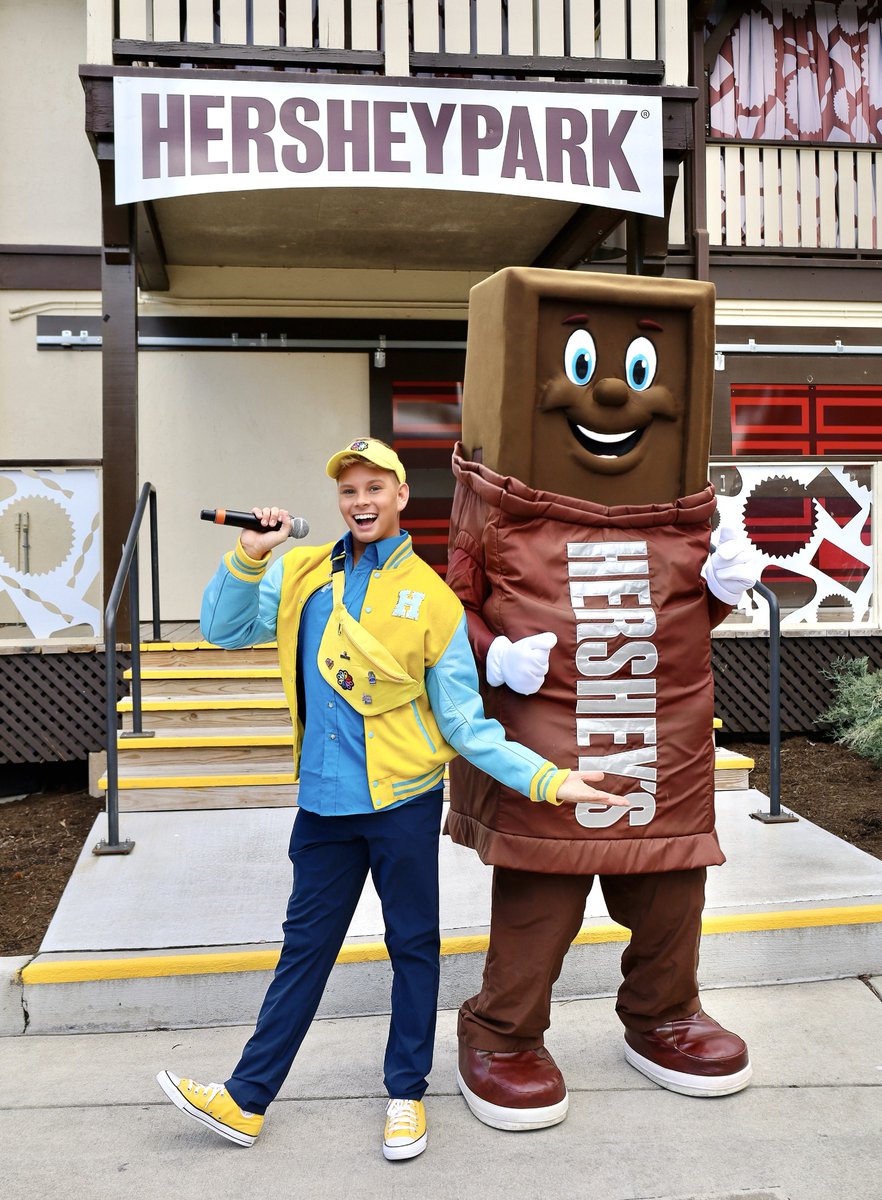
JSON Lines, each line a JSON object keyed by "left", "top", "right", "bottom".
{"left": 81, "top": 66, "right": 697, "bottom": 283}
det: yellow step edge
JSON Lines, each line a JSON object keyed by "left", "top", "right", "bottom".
{"left": 117, "top": 697, "right": 289, "bottom": 711}
{"left": 716, "top": 753, "right": 755, "bottom": 769}
{"left": 20, "top": 904, "right": 882, "bottom": 985}
{"left": 117, "top": 733, "right": 295, "bottom": 749}
{"left": 123, "top": 667, "right": 282, "bottom": 680}
{"left": 140, "top": 641, "right": 278, "bottom": 651}
{"left": 98, "top": 772, "right": 297, "bottom": 790}
{"left": 713, "top": 718, "right": 723, "bottom": 729}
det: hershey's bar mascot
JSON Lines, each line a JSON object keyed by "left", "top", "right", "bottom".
{"left": 446, "top": 268, "right": 758, "bottom": 1131}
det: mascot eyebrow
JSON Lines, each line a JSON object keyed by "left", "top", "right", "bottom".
{"left": 561, "top": 315, "right": 665, "bottom": 333}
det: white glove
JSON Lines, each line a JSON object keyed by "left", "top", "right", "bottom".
{"left": 705, "top": 526, "right": 760, "bottom": 606}
{"left": 486, "top": 632, "right": 557, "bottom": 695}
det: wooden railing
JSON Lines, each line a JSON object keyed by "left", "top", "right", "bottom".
{"left": 707, "top": 140, "right": 880, "bottom": 252}
{"left": 90, "top": 0, "right": 688, "bottom": 83}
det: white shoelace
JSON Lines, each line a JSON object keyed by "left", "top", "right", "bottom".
{"left": 184, "top": 1080, "right": 225, "bottom": 1104}
{"left": 385, "top": 1099, "right": 420, "bottom": 1136}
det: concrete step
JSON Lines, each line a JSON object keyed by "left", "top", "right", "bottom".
{"left": 714, "top": 747, "right": 754, "bottom": 790}
{"left": 115, "top": 781, "right": 298, "bottom": 811}
{"left": 136, "top": 673, "right": 286, "bottom": 697}
{"left": 106, "top": 748, "right": 296, "bottom": 774}
{"left": 140, "top": 641, "right": 278, "bottom": 668}
{"left": 119, "top": 696, "right": 293, "bottom": 730}
{"left": 116, "top": 728, "right": 295, "bottom": 748}
{"left": 17, "top": 791, "right": 882, "bottom": 1034}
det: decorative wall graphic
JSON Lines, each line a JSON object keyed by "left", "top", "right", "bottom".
{"left": 713, "top": 461, "right": 875, "bottom": 631}
{"left": 731, "top": 384, "right": 882, "bottom": 456}
{"left": 0, "top": 468, "right": 102, "bottom": 639}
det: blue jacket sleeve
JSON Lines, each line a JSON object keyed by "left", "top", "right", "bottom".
{"left": 200, "top": 545, "right": 283, "bottom": 648}
{"left": 425, "top": 616, "right": 566, "bottom": 804}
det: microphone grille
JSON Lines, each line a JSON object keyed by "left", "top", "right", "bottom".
{"left": 289, "top": 517, "right": 310, "bottom": 539}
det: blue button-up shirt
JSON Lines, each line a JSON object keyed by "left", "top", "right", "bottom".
{"left": 296, "top": 530, "right": 418, "bottom": 816}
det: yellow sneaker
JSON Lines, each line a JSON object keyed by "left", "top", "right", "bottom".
{"left": 156, "top": 1070, "right": 264, "bottom": 1147}
{"left": 383, "top": 1098, "right": 427, "bottom": 1161}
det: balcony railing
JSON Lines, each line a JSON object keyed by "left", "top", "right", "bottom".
{"left": 92, "top": 0, "right": 688, "bottom": 83}
{"left": 707, "top": 140, "right": 880, "bottom": 253}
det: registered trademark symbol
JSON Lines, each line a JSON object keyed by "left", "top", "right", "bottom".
{"left": 641, "top": 109, "right": 650, "bottom": 119}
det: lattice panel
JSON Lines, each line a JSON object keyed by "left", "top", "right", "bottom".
{"left": 712, "top": 636, "right": 882, "bottom": 734}
{"left": 0, "top": 651, "right": 130, "bottom": 763}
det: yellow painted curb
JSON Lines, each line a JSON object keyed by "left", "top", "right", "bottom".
{"left": 116, "top": 734, "right": 295, "bottom": 749}
{"left": 124, "top": 668, "right": 282, "bottom": 680}
{"left": 140, "top": 642, "right": 278, "bottom": 651}
{"left": 118, "top": 697, "right": 289, "bottom": 711}
{"left": 21, "top": 905, "right": 882, "bottom": 985}
{"left": 98, "top": 772, "right": 296, "bottom": 790}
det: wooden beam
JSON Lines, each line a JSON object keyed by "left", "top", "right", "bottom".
{"left": 637, "top": 153, "right": 685, "bottom": 275}
{"left": 532, "top": 206, "right": 625, "bottom": 269}
{"left": 136, "top": 203, "right": 169, "bottom": 292}
{"left": 0, "top": 246, "right": 101, "bottom": 290}
{"left": 111, "top": 39, "right": 385, "bottom": 70}
{"left": 99, "top": 155, "right": 139, "bottom": 631}
{"left": 409, "top": 52, "right": 666, "bottom": 84}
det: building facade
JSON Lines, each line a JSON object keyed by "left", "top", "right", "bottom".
{"left": 0, "top": 0, "right": 879, "bottom": 760}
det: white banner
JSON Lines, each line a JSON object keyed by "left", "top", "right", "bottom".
{"left": 113, "top": 76, "right": 664, "bottom": 215}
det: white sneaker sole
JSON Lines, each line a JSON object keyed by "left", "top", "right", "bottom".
{"left": 456, "top": 1069, "right": 568, "bottom": 1131}
{"left": 383, "top": 1131, "right": 427, "bottom": 1161}
{"left": 155, "top": 1071, "right": 257, "bottom": 1146}
{"left": 623, "top": 1045, "right": 753, "bottom": 1097}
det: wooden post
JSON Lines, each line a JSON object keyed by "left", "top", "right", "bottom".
{"left": 690, "top": 20, "right": 710, "bottom": 281}
{"left": 98, "top": 151, "right": 138, "bottom": 634}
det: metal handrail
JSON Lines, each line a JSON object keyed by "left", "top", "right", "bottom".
{"left": 94, "top": 483, "right": 162, "bottom": 855}
{"left": 749, "top": 580, "right": 797, "bottom": 824}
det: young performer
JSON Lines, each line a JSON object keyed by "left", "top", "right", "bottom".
{"left": 156, "top": 437, "right": 622, "bottom": 1160}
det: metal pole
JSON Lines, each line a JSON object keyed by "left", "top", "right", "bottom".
{"left": 94, "top": 483, "right": 158, "bottom": 856}
{"left": 129, "top": 544, "right": 143, "bottom": 735}
{"left": 149, "top": 487, "right": 162, "bottom": 641}
{"left": 94, "top": 583, "right": 135, "bottom": 855}
{"left": 750, "top": 581, "right": 798, "bottom": 824}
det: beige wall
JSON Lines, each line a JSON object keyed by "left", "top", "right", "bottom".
{"left": 0, "top": 0, "right": 100, "bottom": 246}
{"left": 0, "top": 292, "right": 102, "bottom": 458}
{"left": 138, "top": 350, "right": 370, "bottom": 619}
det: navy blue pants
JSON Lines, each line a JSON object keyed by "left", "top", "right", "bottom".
{"left": 226, "top": 789, "right": 443, "bottom": 1114}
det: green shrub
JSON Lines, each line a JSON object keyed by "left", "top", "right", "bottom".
{"left": 819, "top": 657, "right": 882, "bottom": 769}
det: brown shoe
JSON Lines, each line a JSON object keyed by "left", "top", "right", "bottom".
{"left": 456, "top": 1041, "right": 568, "bottom": 1130}
{"left": 624, "top": 1009, "right": 752, "bottom": 1097}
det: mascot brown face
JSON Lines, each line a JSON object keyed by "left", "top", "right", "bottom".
{"left": 460, "top": 268, "right": 715, "bottom": 505}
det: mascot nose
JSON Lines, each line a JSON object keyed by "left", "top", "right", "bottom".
{"left": 593, "top": 377, "right": 630, "bottom": 408}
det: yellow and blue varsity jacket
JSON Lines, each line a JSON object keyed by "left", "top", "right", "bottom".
{"left": 200, "top": 533, "right": 568, "bottom": 811}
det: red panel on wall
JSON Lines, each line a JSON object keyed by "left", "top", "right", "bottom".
{"left": 732, "top": 383, "right": 882, "bottom": 455}
{"left": 392, "top": 378, "right": 463, "bottom": 574}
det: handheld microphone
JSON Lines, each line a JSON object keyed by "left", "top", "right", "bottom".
{"left": 201, "top": 509, "right": 310, "bottom": 539}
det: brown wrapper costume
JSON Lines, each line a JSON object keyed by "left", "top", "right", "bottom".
{"left": 446, "top": 268, "right": 736, "bottom": 1065}
{"left": 447, "top": 448, "right": 730, "bottom": 876}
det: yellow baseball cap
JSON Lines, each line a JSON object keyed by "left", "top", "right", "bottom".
{"left": 326, "top": 438, "right": 407, "bottom": 483}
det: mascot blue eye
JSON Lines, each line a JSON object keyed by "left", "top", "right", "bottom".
{"left": 564, "top": 329, "right": 597, "bottom": 386}
{"left": 624, "top": 337, "right": 657, "bottom": 391}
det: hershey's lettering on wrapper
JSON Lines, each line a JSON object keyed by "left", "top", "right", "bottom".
{"left": 568, "top": 541, "right": 659, "bottom": 830}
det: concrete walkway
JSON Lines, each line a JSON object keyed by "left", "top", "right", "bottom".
{"left": 5, "top": 977, "right": 882, "bottom": 1200}
{"left": 14, "top": 789, "right": 882, "bottom": 1034}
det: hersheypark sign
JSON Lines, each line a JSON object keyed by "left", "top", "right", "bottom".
{"left": 112, "top": 75, "right": 664, "bottom": 215}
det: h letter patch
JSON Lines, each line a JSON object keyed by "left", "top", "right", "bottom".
{"left": 393, "top": 590, "right": 426, "bottom": 621}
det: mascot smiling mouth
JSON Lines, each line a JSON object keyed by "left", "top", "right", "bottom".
{"left": 567, "top": 419, "right": 646, "bottom": 458}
